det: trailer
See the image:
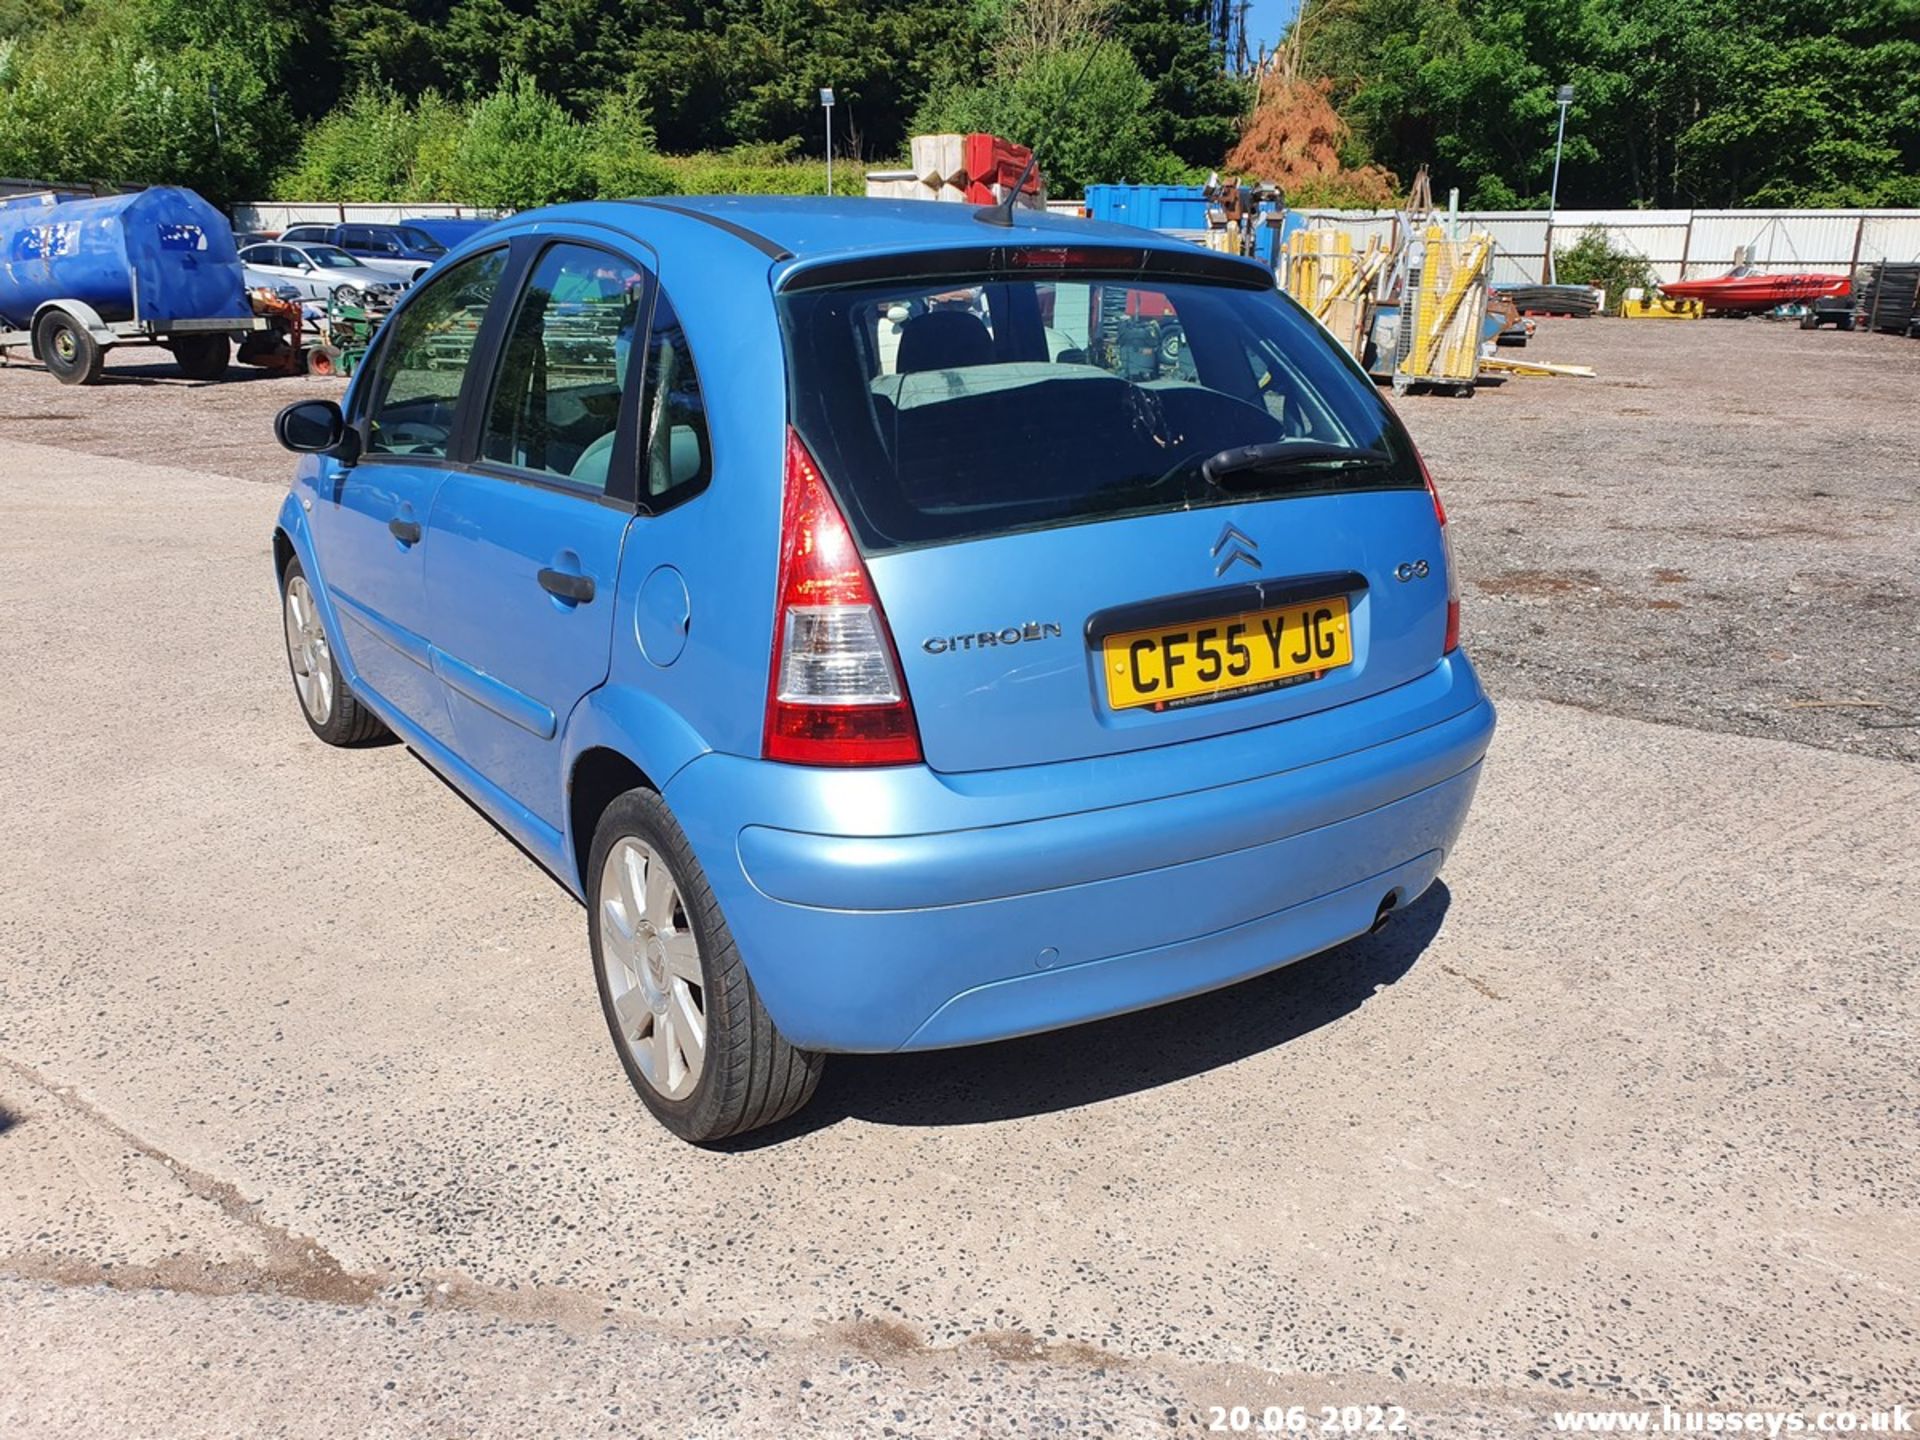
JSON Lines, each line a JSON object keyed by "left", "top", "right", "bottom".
{"left": 0, "top": 186, "right": 264, "bottom": 385}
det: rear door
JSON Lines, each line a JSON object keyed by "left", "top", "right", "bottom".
{"left": 420, "top": 238, "right": 650, "bottom": 827}
{"left": 313, "top": 245, "right": 510, "bottom": 744}
{"left": 780, "top": 259, "right": 1451, "bottom": 774}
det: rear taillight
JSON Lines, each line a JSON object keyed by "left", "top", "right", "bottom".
{"left": 1417, "top": 449, "right": 1461, "bottom": 654}
{"left": 764, "top": 430, "right": 923, "bottom": 766}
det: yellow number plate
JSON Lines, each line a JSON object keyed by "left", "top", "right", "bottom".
{"left": 1102, "top": 595, "right": 1352, "bottom": 711}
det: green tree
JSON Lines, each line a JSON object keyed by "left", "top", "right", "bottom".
{"left": 1110, "top": 0, "right": 1251, "bottom": 169}
{"left": 1294, "top": 0, "right": 1920, "bottom": 208}
{"left": 584, "top": 78, "right": 679, "bottom": 198}
{"left": 453, "top": 72, "right": 591, "bottom": 209}
{"left": 914, "top": 41, "right": 1190, "bottom": 195}
{"left": 273, "top": 87, "right": 462, "bottom": 201}
{"left": 1553, "top": 227, "right": 1655, "bottom": 311}
{"left": 0, "top": 8, "right": 289, "bottom": 203}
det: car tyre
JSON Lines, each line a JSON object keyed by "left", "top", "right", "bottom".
{"left": 35, "top": 310, "right": 104, "bottom": 385}
{"left": 280, "top": 558, "right": 387, "bottom": 746}
{"left": 588, "top": 788, "right": 822, "bottom": 1144}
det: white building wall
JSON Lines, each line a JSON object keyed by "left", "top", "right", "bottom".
{"left": 1294, "top": 207, "right": 1920, "bottom": 283}
{"left": 232, "top": 201, "right": 509, "bottom": 232}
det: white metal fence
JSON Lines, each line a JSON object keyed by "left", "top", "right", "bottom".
{"left": 232, "top": 201, "right": 508, "bottom": 232}
{"left": 1290, "top": 207, "right": 1920, "bottom": 285}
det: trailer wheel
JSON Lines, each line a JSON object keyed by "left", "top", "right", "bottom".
{"left": 35, "top": 310, "right": 104, "bottom": 386}
{"left": 172, "top": 332, "right": 230, "bottom": 382}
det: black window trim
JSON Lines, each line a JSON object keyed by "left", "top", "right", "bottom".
{"left": 630, "top": 283, "right": 716, "bottom": 517}
{"left": 344, "top": 221, "right": 713, "bottom": 521}
{"left": 347, "top": 240, "right": 516, "bottom": 473}
{"left": 617, "top": 198, "right": 792, "bottom": 261}
{"left": 461, "top": 232, "right": 659, "bottom": 512}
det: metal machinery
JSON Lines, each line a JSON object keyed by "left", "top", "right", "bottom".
{"left": 1201, "top": 173, "right": 1286, "bottom": 263}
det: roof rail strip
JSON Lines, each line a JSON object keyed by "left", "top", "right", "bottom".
{"left": 617, "top": 199, "right": 794, "bottom": 261}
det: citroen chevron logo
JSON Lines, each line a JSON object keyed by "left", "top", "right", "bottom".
{"left": 1211, "top": 522, "right": 1260, "bottom": 576}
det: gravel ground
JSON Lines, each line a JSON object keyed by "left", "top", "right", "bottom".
{"left": 4, "top": 317, "right": 1914, "bottom": 761}
{"left": 2, "top": 414, "right": 1918, "bottom": 1434}
{"left": 1406, "top": 318, "right": 1920, "bottom": 763}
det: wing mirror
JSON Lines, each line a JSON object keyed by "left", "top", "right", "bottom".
{"left": 275, "top": 399, "right": 361, "bottom": 461}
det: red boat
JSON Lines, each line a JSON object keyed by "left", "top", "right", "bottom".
{"left": 1659, "top": 266, "right": 1850, "bottom": 312}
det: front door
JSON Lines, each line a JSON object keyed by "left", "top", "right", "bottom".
{"left": 314, "top": 245, "right": 509, "bottom": 744}
{"left": 422, "top": 240, "right": 650, "bottom": 827}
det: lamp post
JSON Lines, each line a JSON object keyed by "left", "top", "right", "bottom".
{"left": 820, "top": 87, "right": 836, "bottom": 195}
{"left": 1546, "top": 83, "right": 1573, "bottom": 282}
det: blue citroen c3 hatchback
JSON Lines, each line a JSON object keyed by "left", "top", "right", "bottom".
{"left": 271, "top": 197, "right": 1496, "bottom": 1142}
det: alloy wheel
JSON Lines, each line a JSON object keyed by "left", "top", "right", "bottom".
{"left": 282, "top": 575, "right": 334, "bottom": 724}
{"left": 599, "top": 837, "right": 707, "bottom": 1100}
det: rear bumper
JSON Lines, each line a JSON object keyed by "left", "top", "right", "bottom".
{"left": 665, "top": 658, "right": 1495, "bottom": 1053}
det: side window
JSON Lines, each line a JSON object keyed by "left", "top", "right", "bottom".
{"left": 341, "top": 226, "right": 368, "bottom": 249}
{"left": 480, "top": 242, "right": 646, "bottom": 488}
{"left": 640, "top": 289, "right": 712, "bottom": 502}
{"left": 362, "top": 248, "right": 508, "bottom": 459}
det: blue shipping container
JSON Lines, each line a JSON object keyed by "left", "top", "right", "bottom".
{"left": 1082, "top": 184, "right": 1211, "bottom": 230}
{"left": 0, "top": 186, "right": 251, "bottom": 331}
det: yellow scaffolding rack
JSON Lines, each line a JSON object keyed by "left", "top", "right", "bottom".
{"left": 1282, "top": 229, "right": 1387, "bottom": 361}
{"left": 1395, "top": 226, "right": 1493, "bottom": 395}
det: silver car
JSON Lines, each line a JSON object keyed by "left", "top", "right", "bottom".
{"left": 237, "top": 243, "right": 404, "bottom": 306}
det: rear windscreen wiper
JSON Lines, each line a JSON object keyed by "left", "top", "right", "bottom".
{"left": 1200, "top": 441, "right": 1392, "bottom": 490}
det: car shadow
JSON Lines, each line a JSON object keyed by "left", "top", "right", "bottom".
{"left": 389, "top": 743, "right": 1449, "bottom": 1141}
{"left": 4, "top": 359, "right": 296, "bottom": 387}
{"left": 0, "top": 1105, "right": 18, "bottom": 1137}
{"left": 723, "top": 882, "right": 1449, "bottom": 1146}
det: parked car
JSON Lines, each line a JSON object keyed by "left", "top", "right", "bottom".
{"left": 238, "top": 242, "right": 403, "bottom": 306}
{"left": 269, "top": 197, "right": 1496, "bottom": 1143}
{"left": 401, "top": 216, "right": 501, "bottom": 250}
{"left": 280, "top": 222, "right": 444, "bottom": 280}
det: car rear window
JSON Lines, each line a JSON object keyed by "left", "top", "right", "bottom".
{"left": 779, "top": 260, "right": 1424, "bottom": 555}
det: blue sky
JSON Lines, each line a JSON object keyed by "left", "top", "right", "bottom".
{"left": 1240, "top": 0, "right": 1302, "bottom": 62}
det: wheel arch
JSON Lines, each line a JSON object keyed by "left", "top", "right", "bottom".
{"left": 561, "top": 689, "right": 712, "bottom": 895}
{"left": 568, "top": 748, "right": 658, "bottom": 897}
{"left": 272, "top": 526, "right": 297, "bottom": 583}
{"left": 30, "top": 299, "right": 114, "bottom": 354}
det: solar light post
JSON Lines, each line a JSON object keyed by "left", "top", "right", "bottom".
{"left": 820, "top": 88, "right": 836, "bottom": 196}
{"left": 1546, "top": 83, "right": 1574, "bottom": 282}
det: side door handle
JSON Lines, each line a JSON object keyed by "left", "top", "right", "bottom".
{"left": 389, "top": 516, "right": 422, "bottom": 544}
{"left": 538, "top": 568, "right": 595, "bottom": 604}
